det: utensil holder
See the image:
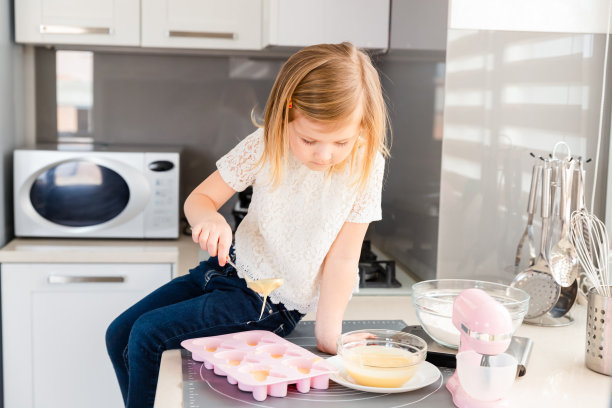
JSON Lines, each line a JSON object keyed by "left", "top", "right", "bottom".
{"left": 586, "top": 287, "right": 612, "bottom": 376}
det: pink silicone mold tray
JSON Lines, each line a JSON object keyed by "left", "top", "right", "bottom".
{"left": 181, "top": 330, "right": 336, "bottom": 401}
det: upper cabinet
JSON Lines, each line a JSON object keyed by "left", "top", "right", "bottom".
{"left": 15, "top": 0, "right": 391, "bottom": 51}
{"left": 141, "top": 0, "right": 263, "bottom": 50}
{"left": 263, "top": 0, "right": 390, "bottom": 49}
{"left": 15, "top": 0, "right": 140, "bottom": 46}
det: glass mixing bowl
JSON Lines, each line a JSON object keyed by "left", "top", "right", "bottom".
{"left": 411, "top": 279, "right": 530, "bottom": 349}
{"left": 336, "top": 329, "right": 427, "bottom": 388}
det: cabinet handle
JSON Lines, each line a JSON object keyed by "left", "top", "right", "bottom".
{"left": 168, "top": 30, "right": 236, "bottom": 40}
{"left": 48, "top": 275, "right": 125, "bottom": 284}
{"left": 40, "top": 25, "right": 112, "bottom": 35}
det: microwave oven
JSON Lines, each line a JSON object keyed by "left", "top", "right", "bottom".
{"left": 13, "top": 144, "right": 181, "bottom": 239}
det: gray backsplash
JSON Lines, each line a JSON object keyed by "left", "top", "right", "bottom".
{"left": 33, "top": 47, "right": 444, "bottom": 281}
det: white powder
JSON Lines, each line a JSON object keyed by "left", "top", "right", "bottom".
{"left": 419, "top": 312, "right": 460, "bottom": 347}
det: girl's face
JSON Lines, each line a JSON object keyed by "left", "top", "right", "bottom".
{"left": 287, "top": 109, "right": 362, "bottom": 171}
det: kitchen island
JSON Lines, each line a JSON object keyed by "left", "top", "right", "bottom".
{"left": 154, "top": 296, "right": 612, "bottom": 407}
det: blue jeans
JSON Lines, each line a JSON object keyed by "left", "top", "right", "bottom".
{"left": 105, "top": 254, "right": 304, "bottom": 408}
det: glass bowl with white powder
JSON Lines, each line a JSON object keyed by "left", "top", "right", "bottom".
{"left": 411, "top": 279, "right": 530, "bottom": 349}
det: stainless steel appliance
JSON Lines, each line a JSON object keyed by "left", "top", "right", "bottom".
{"left": 13, "top": 144, "right": 180, "bottom": 239}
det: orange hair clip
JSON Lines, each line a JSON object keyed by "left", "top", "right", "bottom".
{"left": 287, "top": 98, "right": 292, "bottom": 109}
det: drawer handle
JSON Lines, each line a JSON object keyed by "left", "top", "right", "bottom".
{"left": 168, "top": 30, "right": 236, "bottom": 40}
{"left": 40, "top": 25, "right": 112, "bottom": 35}
{"left": 48, "top": 275, "right": 125, "bottom": 284}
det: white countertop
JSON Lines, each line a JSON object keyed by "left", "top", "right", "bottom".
{"left": 154, "top": 297, "right": 612, "bottom": 407}
{"left": 0, "top": 235, "right": 200, "bottom": 277}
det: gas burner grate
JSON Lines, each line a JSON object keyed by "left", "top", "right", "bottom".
{"left": 359, "top": 240, "right": 401, "bottom": 288}
{"left": 359, "top": 260, "right": 401, "bottom": 288}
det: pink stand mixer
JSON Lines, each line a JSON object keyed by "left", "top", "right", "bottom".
{"left": 446, "top": 288, "right": 518, "bottom": 408}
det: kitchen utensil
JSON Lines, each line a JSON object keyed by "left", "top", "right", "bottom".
{"left": 547, "top": 279, "right": 578, "bottom": 318}
{"left": 226, "top": 258, "right": 284, "bottom": 319}
{"left": 336, "top": 329, "right": 427, "bottom": 388}
{"left": 446, "top": 289, "right": 517, "bottom": 408}
{"left": 181, "top": 330, "right": 336, "bottom": 401}
{"left": 569, "top": 210, "right": 612, "bottom": 297}
{"left": 572, "top": 162, "right": 598, "bottom": 303}
{"left": 511, "top": 165, "right": 561, "bottom": 318}
{"left": 547, "top": 159, "right": 562, "bottom": 255}
{"left": 544, "top": 161, "right": 579, "bottom": 318}
{"left": 545, "top": 160, "right": 579, "bottom": 317}
{"left": 549, "top": 160, "right": 578, "bottom": 286}
{"left": 514, "top": 164, "right": 540, "bottom": 271}
{"left": 411, "top": 279, "right": 529, "bottom": 349}
{"left": 548, "top": 142, "right": 572, "bottom": 253}
{"left": 585, "top": 287, "right": 612, "bottom": 376}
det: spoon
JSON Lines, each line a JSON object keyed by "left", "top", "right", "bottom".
{"left": 549, "top": 160, "right": 578, "bottom": 287}
{"left": 226, "top": 258, "right": 284, "bottom": 319}
{"left": 511, "top": 164, "right": 561, "bottom": 319}
{"left": 514, "top": 164, "right": 540, "bottom": 271}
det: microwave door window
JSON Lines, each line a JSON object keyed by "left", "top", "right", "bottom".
{"left": 29, "top": 161, "right": 130, "bottom": 227}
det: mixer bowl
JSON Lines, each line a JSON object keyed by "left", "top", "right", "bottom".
{"left": 411, "top": 279, "right": 530, "bottom": 349}
{"left": 337, "top": 329, "right": 427, "bottom": 388}
{"left": 457, "top": 351, "right": 517, "bottom": 401}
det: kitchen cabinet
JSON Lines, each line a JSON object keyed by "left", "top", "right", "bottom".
{"left": 1, "top": 262, "right": 172, "bottom": 408}
{"left": 263, "top": 0, "right": 390, "bottom": 49}
{"left": 15, "top": 0, "right": 390, "bottom": 51}
{"left": 15, "top": 0, "right": 140, "bottom": 46}
{"left": 142, "top": 0, "right": 263, "bottom": 50}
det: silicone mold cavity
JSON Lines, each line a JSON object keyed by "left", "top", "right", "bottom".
{"left": 257, "top": 344, "right": 288, "bottom": 359}
{"left": 181, "top": 330, "right": 335, "bottom": 401}
{"left": 214, "top": 350, "right": 246, "bottom": 367}
{"left": 192, "top": 338, "right": 221, "bottom": 352}
{"left": 233, "top": 332, "right": 265, "bottom": 347}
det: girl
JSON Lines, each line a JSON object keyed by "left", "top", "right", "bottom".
{"left": 106, "top": 42, "right": 389, "bottom": 408}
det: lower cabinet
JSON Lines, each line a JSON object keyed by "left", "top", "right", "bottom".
{"left": 1, "top": 263, "right": 173, "bottom": 408}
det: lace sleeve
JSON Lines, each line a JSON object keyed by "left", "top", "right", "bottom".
{"left": 216, "top": 129, "right": 264, "bottom": 192}
{"left": 346, "top": 153, "right": 385, "bottom": 223}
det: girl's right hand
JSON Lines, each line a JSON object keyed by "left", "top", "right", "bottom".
{"left": 191, "top": 213, "right": 233, "bottom": 266}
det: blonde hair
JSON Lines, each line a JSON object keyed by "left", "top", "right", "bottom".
{"left": 257, "top": 42, "right": 390, "bottom": 190}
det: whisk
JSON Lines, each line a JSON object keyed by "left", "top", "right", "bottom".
{"left": 569, "top": 209, "right": 612, "bottom": 297}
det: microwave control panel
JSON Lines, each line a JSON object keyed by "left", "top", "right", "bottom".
{"left": 143, "top": 152, "right": 180, "bottom": 238}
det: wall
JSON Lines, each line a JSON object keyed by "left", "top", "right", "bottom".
{"left": 0, "top": 0, "right": 26, "bottom": 404}
{"left": 1, "top": 0, "right": 25, "bottom": 246}
{"left": 438, "top": 0, "right": 612, "bottom": 282}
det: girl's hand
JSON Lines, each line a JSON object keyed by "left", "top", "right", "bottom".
{"left": 191, "top": 213, "right": 233, "bottom": 266}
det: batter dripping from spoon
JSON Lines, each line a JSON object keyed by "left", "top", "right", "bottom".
{"left": 226, "top": 258, "right": 284, "bottom": 320}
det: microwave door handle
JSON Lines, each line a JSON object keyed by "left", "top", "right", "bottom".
{"left": 47, "top": 275, "right": 125, "bottom": 284}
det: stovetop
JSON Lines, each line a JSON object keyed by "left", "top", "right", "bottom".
{"left": 181, "top": 320, "right": 455, "bottom": 408}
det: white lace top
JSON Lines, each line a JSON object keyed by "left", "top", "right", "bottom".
{"left": 216, "top": 128, "right": 384, "bottom": 313}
